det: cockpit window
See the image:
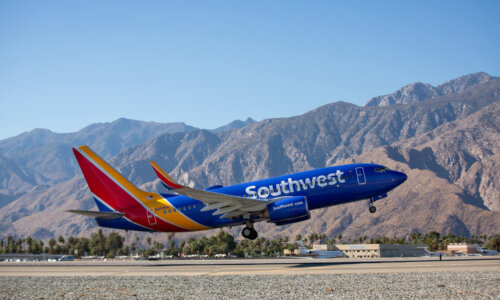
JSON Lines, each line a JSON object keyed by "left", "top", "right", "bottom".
{"left": 374, "top": 167, "right": 389, "bottom": 173}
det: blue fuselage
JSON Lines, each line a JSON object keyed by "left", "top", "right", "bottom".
{"left": 161, "top": 163, "right": 407, "bottom": 228}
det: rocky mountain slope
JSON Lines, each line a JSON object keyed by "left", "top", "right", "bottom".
{"left": 365, "top": 72, "right": 493, "bottom": 106}
{"left": 0, "top": 72, "right": 498, "bottom": 241}
{"left": 0, "top": 119, "right": 196, "bottom": 202}
{"left": 212, "top": 118, "right": 256, "bottom": 132}
{"left": 0, "top": 117, "right": 253, "bottom": 209}
{"left": 253, "top": 101, "right": 500, "bottom": 239}
{"left": 390, "top": 101, "right": 499, "bottom": 211}
{"left": 115, "top": 74, "right": 499, "bottom": 190}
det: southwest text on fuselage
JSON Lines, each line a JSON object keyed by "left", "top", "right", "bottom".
{"left": 245, "top": 170, "right": 345, "bottom": 199}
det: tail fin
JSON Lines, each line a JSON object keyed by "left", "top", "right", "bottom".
{"left": 73, "top": 146, "right": 157, "bottom": 211}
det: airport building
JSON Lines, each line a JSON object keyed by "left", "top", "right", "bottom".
{"left": 446, "top": 243, "right": 477, "bottom": 255}
{"left": 0, "top": 253, "right": 73, "bottom": 262}
{"left": 286, "top": 243, "right": 426, "bottom": 258}
{"left": 283, "top": 248, "right": 300, "bottom": 256}
{"left": 332, "top": 244, "right": 426, "bottom": 258}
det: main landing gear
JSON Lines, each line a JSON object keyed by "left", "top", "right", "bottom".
{"left": 241, "top": 224, "right": 258, "bottom": 240}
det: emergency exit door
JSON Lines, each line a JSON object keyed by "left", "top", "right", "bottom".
{"left": 356, "top": 167, "right": 366, "bottom": 185}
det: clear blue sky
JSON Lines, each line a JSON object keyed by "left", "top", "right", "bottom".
{"left": 1, "top": 1, "right": 499, "bottom": 140}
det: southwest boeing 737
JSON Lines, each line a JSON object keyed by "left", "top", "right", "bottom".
{"left": 69, "top": 146, "right": 407, "bottom": 240}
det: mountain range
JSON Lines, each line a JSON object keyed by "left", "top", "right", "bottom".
{"left": 0, "top": 72, "right": 498, "bottom": 242}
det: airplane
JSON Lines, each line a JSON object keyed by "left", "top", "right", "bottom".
{"left": 68, "top": 145, "right": 407, "bottom": 240}
{"left": 423, "top": 247, "right": 446, "bottom": 257}
{"left": 473, "top": 244, "right": 498, "bottom": 256}
{"left": 295, "top": 241, "right": 344, "bottom": 258}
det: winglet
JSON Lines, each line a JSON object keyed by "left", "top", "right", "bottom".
{"left": 150, "top": 161, "right": 184, "bottom": 189}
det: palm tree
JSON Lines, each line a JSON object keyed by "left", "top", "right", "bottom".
{"left": 38, "top": 240, "right": 44, "bottom": 253}
{"left": 105, "top": 232, "right": 124, "bottom": 256}
{"left": 168, "top": 233, "right": 175, "bottom": 243}
{"left": 326, "top": 238, "right": 336, "bottom": 245}
{"left": 168, "top": 240, "right": 175, "bottom": 250}
{"left": 48, "top": 238, "right": 56, "bottom": 254}
{"left": 154, "top": 241, "right": 164, "bottom": 253}
{"left": 308, "top": 234, "right": 315, "bottom": 246}
{"left": 319, "top": 234, "right": 326, "bottom": 244}
{"left": 25, "top": 237, "right": 33, "bottom": 254}
{"left": 486, "top": 235, "right": 500, "bottom": 251}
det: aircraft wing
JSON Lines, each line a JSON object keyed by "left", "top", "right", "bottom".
{"left": 150, "top": 161, "right": 269, "bottom": 219}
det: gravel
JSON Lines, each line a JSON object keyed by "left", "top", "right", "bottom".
{"left": 1, "top": 271, "right": 499, "bottom": 299}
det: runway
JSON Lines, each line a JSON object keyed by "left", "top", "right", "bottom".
{"left": 1, "top": 257, "right": 499, "bottom": 276}
{"left": 1, "top": 258, "right": 499, "bottom": 298}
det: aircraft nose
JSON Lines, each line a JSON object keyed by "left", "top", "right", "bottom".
{"left": 393, "top": 171, "right": 407, "bottom": 185}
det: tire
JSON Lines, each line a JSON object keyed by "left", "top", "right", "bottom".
{"left": 249, "top": 229, "right": 258, "bottom": 240}
{"left": 369, "top": 206, "right": 376, "bottom": 214}
{"left": 242, "top": 227, "right": 258, "bottom": 240}
{"left": 241, "top": 227, "right": 252, "bottom": 239}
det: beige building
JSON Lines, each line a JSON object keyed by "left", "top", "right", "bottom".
{"left": 283, "top": 248, "right": 300, "bottom": 256}
{"left": 285, "top": 243, "right": 427, "bottom": 258}
{"left": 311, "top": 244, "right": 337, "bottom": 251}
{"left": 447, "top": 243, "right": 477, "bottom": 255}
{"left": 328, "top": 244, "right": 426, "bottom": 258}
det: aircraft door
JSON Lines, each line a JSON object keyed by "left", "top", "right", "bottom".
{"left": 147, "top": 210, "right": 157, "bottom": 225}
{"left": 355, "top": 167, "right": 366, "bottom": 185}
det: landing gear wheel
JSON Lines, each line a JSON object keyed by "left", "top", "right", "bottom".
{"left": 242, "top": 227, "right": 252, "bottom": 238}
{"left": 249, "top": 230, "right": 258, "bottom": 240}
{"left": 241, "top": 226, "right": 258, "bottom": 240}
{"left": 369, "top": 206, "right": 377, "bottom": 214}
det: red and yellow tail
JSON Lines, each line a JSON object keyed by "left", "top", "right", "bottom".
{"left": 72, "top": 145, "right": 210, "bottom": 232}
{"left": 72, "top": 146, "right": 159, "bottom": 211}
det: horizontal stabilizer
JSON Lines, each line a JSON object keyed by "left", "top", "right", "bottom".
{"left": 67, "top": 210, "right": 125, "bottom": 220}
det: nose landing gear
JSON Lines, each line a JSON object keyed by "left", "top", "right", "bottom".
{"left": 368, "top": 199, "right": 377, "bottom": 214}
{"left": 241, "top": 224, "right": 258, "bottom": 240}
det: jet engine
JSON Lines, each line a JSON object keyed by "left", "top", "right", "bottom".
{"left": 266, "top": 196, "right": 310, "bottom": 226}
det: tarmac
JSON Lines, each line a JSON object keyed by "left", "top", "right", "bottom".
{"left": 1, "top": 256, "right": 499, "bottom": 276}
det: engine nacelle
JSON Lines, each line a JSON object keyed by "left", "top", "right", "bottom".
{"left": 267, "top": 196, "right": 310, "bottom": 225}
